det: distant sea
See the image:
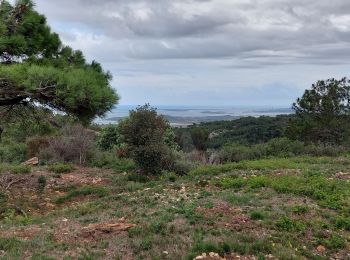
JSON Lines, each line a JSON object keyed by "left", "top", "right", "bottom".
{"left": 95, "top": 105, "right": 293, "bottom": 126}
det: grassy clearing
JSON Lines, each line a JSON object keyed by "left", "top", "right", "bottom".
{"left": 0, "top": 156, "right": 350, "bottom": 259}
{"left": 189, "top": 156, "right": 349, "bottom": 176}
{"left": 217, "top": 172, "right": 350, "bottom": 210}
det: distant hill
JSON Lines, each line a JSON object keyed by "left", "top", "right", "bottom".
{"left": 175, "top": 115, "right": 293, "bottom": 149}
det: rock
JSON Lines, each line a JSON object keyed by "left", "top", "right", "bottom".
{"left": 209, "top": 252, "right": 220, "bottom": 258}
{"left": 23, "top": 157, "right": 39, "bottom": 166}
{"left": 317, "top": 245, "right": 326, "bottom": 253}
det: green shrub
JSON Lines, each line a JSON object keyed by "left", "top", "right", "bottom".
{"left": 334, "top": 216, "right": 350, "bottom": 231}
{"left": 171, "top": 159, "right": 195, "bottom": 175}
{"left": 119, "top": 104, "right": 176, "bottom": 175}
{"left": 48, "top": 163, "right": 74, "bottom": 174}
{"left": 0, "top": 164, "right": 31, "bottom": 174}
{"left": 303, "top": 144, "right": 346, "bottom": 157}
{"left": 97, "top": 125, "right": 123, "bottom": 151}
{"left": 11, "top": 165, "right": 31, "bottom": 174}
{"left": 321, "top": 234, "right": 346, "bottom": 250}
{"left": 112, "top": 158, "right": 136, "bottom": 173}
{"left": 291, "top": 205, "right": 309, "bottom": 215}
{"left": 37, "top": 176, "right": 47, "bottom": 194}
{"left": 218, "top": 144, "right": 257, "bottom": 163}
{"left": 275, "top": 216, "right": 305, "bottom": 232}
{"left": 0, "top": 143, "right": 27, "bottom": 163}
{"left": 264, "top": 137, "right": 304, "bottom": 157}
{"left": 250, "top": 211, "right": 265, "bottom": 220}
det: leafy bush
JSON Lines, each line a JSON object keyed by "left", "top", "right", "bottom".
{"left": 97, "top": 124, "right": 123, "bottom": 151}
{"left": 171, "top": 159, "right": 195, "bottom": 175}
{"left": 48, "top": 163, "right": 74, "bottom": 174}
{"left": 218, "top": 145, "right": 257, "bottom": 163}
{"left": 0, "top": 143, "right": 27, "bottom": 164}
{"left": 275, "top": 216, "right": 305, "bottom": 232}
{"left": 119, "top": 104, "right": 175, "bottom": 175}
{"left": 0, "top": 164, "right": 31, "bottom": 174}
{"left": 88, "top": 150, "right": 136, "bottom": 172}
{"left": 11, "top": 165, "right": 31, "bottom": 174}
{"left": 216, "top": 138, "right": 348, "bottom": 164}
{"left": 263, "top": 137, "right": 304, "bottom": 157}
{"left": 250, "top": 211, "right": 265, "bottom": 220}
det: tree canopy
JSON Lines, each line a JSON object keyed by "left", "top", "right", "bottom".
{"left": 287, "top": 78, "right": 350, "bottom": 144}
{"left": 0, "top": 0, "right": 119, "bottom": 122}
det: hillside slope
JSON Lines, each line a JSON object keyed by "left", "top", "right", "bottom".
{"left": 0, "top": 156, "right": 349, "bottom": 259}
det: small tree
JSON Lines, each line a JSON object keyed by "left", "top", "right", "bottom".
{"left": 0, "top": 0, "right": 119, "bottom": 123}
{"left": 119, "top": 104, "right": 174, "bottom": 175}
{"left": 287, "top": 78, "right": 350, "bottom": 144}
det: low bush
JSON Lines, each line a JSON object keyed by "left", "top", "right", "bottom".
{"left": 216, "top": 138, "right": 348, "bottom": 164}
{"left": 48, "top": 163, "right": 74, "bottom": 174}
{"left": 11, "top": 165, "right": 31, "bottom": 174}
{"left": 0, "top": 164, "right": 31, "bottom": 174}
{"left": 171, "top": 159, "right": 196, "bottom": 175}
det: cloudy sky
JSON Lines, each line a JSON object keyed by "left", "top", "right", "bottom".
{"left": 32, "top": 0, "right": 350, "bottom": 107}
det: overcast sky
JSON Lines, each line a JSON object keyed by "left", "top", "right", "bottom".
{"left": 31, "top": 0, "right": 350, "bottom": 107}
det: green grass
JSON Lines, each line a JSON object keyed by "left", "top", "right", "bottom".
{"left": 55, "top": 186, "right": 109, "bottom": 204}
{"left": 1, "top": 155, "right": 350, "bottom": 259}
{"left": 189, "top": 156, "right": 345, "bottom": 176}
{"left": 217, "top": 172, "right": 350, "bottom": 210}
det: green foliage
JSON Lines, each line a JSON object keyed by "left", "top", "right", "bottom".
{"left": 0, "top": 1, "right": 118, "bottom": 122}
{"left": 190, "top": 127, "right": 209, "bottom": 151}
{"left": 0, "top": 164, "right": 31, "bottom": 174}
{"left": 48, "top": 163, "right": 74, "bottom": 174}
{"left": 216, "top": 137, "right": 346, "bottom": 164}
{"left": 334, "top": 216, "right": 350, "bottom": 231}
{"left": 55, "top": 186, "right": 109, "bottom": 204}
{"left": 291, "top": 205, "right": 309, "bottom": 215}
{"left": 89, "top": 150, "right": 136, "bottom": 172}
{"left": 97, "top": 125, "right": 123, "bottom": 151}
{"left": 288, "top": 78, "right": 350, "bottom": 144}
{"left": 37, "top": 175, "right": 46, "bottom": 193}
{"left": 176, "top": 115, "right": 290, "bottom": 150}
{"left": 275, "top": 216, "right": 306, "bottom": 232}
{"left": 10, "top": 164, "right": 31, "bottom": 174}
{"left": 217, "top": 169, "right": 350, "bottom": 211}
{"left": 119, "top": 104, "right": 175, "bottom": 175}
{"left": 320, "top": 234, "right": 346, "bottom": 250}
{"left": 250, "top": 211, "right": 265, "bottom": 220}
{"left": 0, "top": 143, "right": 27, "bottom": 163}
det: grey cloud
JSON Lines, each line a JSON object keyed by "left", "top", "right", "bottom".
{"left": 33, "top": 0, "right": 350, "bottom": 67}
